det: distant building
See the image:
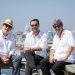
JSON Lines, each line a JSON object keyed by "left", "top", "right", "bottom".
{"left": 47, "top": 31, "right": 55, "bottom": 43}
{"left": 23, "top": 25, "right": 31, "bottom": 38}
{"left": 14, "top": 31, "right": 23, "bottom": 48}
{"left": 23, "top": 25, "right": 30, "bottom": 35}
{"left": 14, "top": 25, "right": 31, "bottom": 49}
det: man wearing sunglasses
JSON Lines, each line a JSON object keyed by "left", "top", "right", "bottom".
{"left": 40, "top": 19, "right": 75, "bottom": 75}
{"left": 24, "top": 19, "right": 48, "bottom": 75}
{"left": 0, "top": 19, "right": 22, "bottom": 75}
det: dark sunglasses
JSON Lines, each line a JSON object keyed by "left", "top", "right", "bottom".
{"left": 4, "top": 24, "right": 12, "bottom": 29}
{"left": 53, "top": 25, "right": 61, "bottom": 29}
{"left": 31, "top": 24, "right": 38, "bottom": 27}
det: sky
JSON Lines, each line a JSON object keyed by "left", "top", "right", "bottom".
{"left": 0, "top": 0, "right": 75, "bottom": 32}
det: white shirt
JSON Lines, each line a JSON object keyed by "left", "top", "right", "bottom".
{"left": 0, "top": 30, "right": 16, "bottom": 56}
{"left": 24, "top": 31, "right": 48, "bottom": 57}
{"left": 51, "top": 30, "right": 75, "bottom": 63}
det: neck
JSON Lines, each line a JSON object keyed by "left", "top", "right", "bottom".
{"left": 3, "top": 33, "right": 8, "bottom": 36}
{"left": 33, "top": 30, "right": 40, "bottom": 37}
{"left": 57, "top": 29, "right": 63, "bottom": 38}
{"left": 2, "top": 31, "right": 8, "bottom": 36}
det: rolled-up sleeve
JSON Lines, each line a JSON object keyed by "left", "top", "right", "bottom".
{"left": 68, "top": 31, "right": 75, "bottom": 47}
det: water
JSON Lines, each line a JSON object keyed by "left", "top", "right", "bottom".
{"left": 1, "top": 69, "right": 25, "bottom": 75}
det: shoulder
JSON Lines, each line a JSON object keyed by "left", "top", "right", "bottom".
{"left": 0, "top": 30, "right": 2, "bottom": 34}
{"left": 63, "top": 30, "right": 72, "bottom": 35}
{"left": 0, "top": 30, "right": 3, "bottom": 36}
{"left": 63, "top": 29, "right": 72, "bottom": 33}
{"left": 53, "top": 33, "right": 57, "bottom": 39}
{"left": 26, "top": 31, "right": 32, "bottom": 37}
{"left": 39, "top": 31, "right": 48, "bottom": 39}
{"left": 8, "top": 32, "right": 15, "bottom": 40}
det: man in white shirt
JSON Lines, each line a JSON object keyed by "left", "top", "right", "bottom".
{"left": 0, "top": 19, "right": 22, "bottom": 75}
{"left": 40, "top": 19, "right": 75, "bottom": 75}
{"left": 24, "top": 19, "right": 48, "bottom": 75}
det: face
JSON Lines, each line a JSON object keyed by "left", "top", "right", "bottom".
{"left": 2, "top": 24, "right": 12, "bottom": 36}
{"left": 53, "top": 24, "right": 63, "bottom": 35}
{"left": 30, "top": 21, "right": 39, "bottom": 33}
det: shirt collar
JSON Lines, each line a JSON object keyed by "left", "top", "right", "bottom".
{"left": 56, "top": 29, "right": 65, "bottom": 39}
{"left": 30, "top": 31, "right": 41, "bottom": 38}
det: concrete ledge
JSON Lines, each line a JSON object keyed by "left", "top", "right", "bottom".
{"left": 65, "top": 64, "right": 75, "bottom": 75}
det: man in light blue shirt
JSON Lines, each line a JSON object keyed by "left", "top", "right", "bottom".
{"left": 0, "top": 19, "right": 22, "bottom": 75}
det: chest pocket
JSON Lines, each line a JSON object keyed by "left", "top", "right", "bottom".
{"left": 60, "top": 37, "right": 68, "bottom": 47}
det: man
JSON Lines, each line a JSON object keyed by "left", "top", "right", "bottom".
{"left": 0, "top": 19, "right": 22, "bottom": 75}
{"left": 40, "top": 19, "right": 75, "bottom": 75}
{"left": 24, "top": 19, "right": 48, "bottom": 75}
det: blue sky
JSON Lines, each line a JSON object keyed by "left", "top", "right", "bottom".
{"left": 0, "top": 0, "right": 75, "bottom": 32}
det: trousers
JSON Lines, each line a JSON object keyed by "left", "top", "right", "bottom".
{"left": 24, "top": 50, "right": 44, "bottom": 75}
{"left": 0, "top": 54, "right": 22, "bottom": 75}
{"left": 40, "top": 56, "right": 72, "bottom": 75}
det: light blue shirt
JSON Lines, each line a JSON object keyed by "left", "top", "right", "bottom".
{"left": 0, "top": 30, "right": 16, "bottom": 56}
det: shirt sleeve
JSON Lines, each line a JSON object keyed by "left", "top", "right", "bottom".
{"left": 67, "top": 31, "right": 75, "bottom": 47}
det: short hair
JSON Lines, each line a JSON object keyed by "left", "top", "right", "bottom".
{"left": 30, "top": 19, "right": 39, "bottom": 25}
{"left": 53, "top": 19, "right": 63, "bottom": 27}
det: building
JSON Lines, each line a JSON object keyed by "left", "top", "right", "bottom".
{"left": 14, "top": 25, "right": 30, "bottom": 50}
{"left": 47, "top": 31, "right": 55, "bottom": 43}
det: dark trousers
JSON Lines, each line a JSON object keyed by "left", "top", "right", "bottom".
{"left": 0, "top": 55, "right": 22, "bottom": 75}
{"left": 40, "top": 56, "right": 72, "bottom": 75}
{"left": 24, "top": 50, "right": 44, "bottom": 75}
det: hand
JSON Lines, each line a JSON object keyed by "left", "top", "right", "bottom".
{"left": 8, "top": 55, "right": 12, "bottom": 59}
{"left": 24, "top": 47, "right": 31, "bottom": 51}
{"left": 49, "top": 56, "right": 54, "bottom": 64}
{"left": 57, "top": 56, "right": 67, "bottom": 61}
{"left": 1, "top": 56, "right": 9, "bottom": 64}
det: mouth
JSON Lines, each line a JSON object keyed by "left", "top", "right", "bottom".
{"left": 5, "top": 29, "right": 9, "bottom": 32}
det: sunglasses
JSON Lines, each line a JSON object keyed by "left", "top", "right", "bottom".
{"left": 4, "top": 24, "right": 12, "bottom": 29}
{"left": 53, "top": 25, "right": 61, "bottom": 29}
{"left": 31, "top": 24, "right": 38, "bottom": 27}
